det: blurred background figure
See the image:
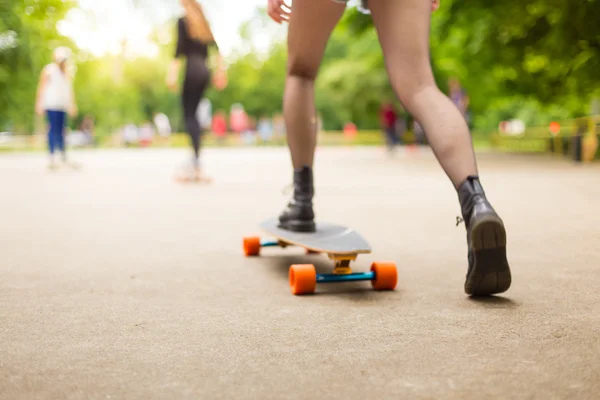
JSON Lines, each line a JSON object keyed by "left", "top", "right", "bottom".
{"left": 395, "top": 112, "right": 407, "bottom": 146}
{"left": 80, "top": 115, "right": 96, "bottom": 147}
{"left": 413, "top": 120, "right": 426, "bottom": 145}
{"left": 380, "top": 100, "right": 398, "bottom": 154}
{"left": 343, "top": 122, "right": 358, "bottom": 139}
{"left": 35, "top": 46, "right": 78, "bottom": 169}
{"left": 122, "top": 123, "right": 139, "bottom": 147}
{"left": 66, "top": 126, "right": 87, "bottom": 148}
{"left": 166, "top": 0, "right": 226, "bottom": 183}
{"left": 154, "top": 112, "right": 172, "bottom": 145}
{"left": 197, "top": 98, "right": 213, "bottom": 132}
{"left": 258, "top": 115, "right": 274, "bottom": 144}
{"left": 272, "top": 113, "right": 286, "bottom": 145}
{"left": 0, "top": 131, "right": 12, "bottom": 146}
{"left": 230, "top": 103, "right": 248, "bottom": 134}
{"left": 316, "top": 114, "right": 324, "bottom": 134}
{"left": 242, "top": 116, "right": 257, "bottom": 146}
{"left": 211, "top": 110, "right": 228, "bottom": 145}
{"left": 448, "top": 77, "right": 471, "bottom": 128}
{"left": 139, "top": 121, "right": 155, "bottom": 147}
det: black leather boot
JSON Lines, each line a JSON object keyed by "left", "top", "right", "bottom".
{"left": 278, "top": 166, "right": 316, "bottom": 232}
{"left": 458, "top": 176, "right": 511, "bottom": 296}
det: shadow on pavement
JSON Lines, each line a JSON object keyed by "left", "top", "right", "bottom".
{"left": 468, "top": 295, "right": 520, "bottom": 309}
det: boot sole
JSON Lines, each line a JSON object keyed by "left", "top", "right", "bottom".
{"left": 466, "top": 216, "right": 512, "bottom": 296}
{"left": 278, "top": 220, "right": 316, "bottom": 233}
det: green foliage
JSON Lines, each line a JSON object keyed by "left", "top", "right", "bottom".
{"left": 0, "top": 0, "right": 75, "bottom": 133}
{"left": 207, "top": 43, "right": 287, "bottom": 119}
{"left": 208, "top": 11, "right": 395, "bottom": 130}
{"left": 2, "top": 1, "right": 598, "bottom": 137}
{"left": 342, "top": 0, "right": 600, "bottom": 130}
{"left": 443, "top": 0, "right": 600, "bottom": 103}
{"left": 68, "top": 20, "right": 185, "bottom": 137}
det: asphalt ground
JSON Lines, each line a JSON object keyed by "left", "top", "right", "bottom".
{"left": 1, "top": 147, "right": 599, "bottom": 399}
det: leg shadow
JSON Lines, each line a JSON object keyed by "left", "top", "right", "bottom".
{"left": 468, "top": 295, "right": 520, "bottom": 309}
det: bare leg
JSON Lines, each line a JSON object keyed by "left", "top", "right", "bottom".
{"left": 369, "top": 0, "right": 477, "bottom": 189}
{"left": 284, "top": 0, "right": 346, "bottom": 169}
{"left": 278, "top": 0, "right": 346, "bottom": 232}
{"left": 369, "top": 0, "right": 511, "bottom": 296}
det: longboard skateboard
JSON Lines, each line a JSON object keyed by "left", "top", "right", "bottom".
{"left": 243, "top": 218, "right": 397, "bottom": 295}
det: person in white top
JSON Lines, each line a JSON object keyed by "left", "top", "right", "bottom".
{"left": 153, "top": 112, "right": 172, "bottom": 139}
{"left": 35, "top": 46, "right": 78, "bottom": 169}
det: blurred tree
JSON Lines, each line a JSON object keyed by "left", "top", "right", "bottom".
{"left": 342, "top": 0, "right": 600, "bottom": 128}
{"left": 4, "top": 1, "right": 596, "bottom": 136}
{"left": 71, "top": 21, "right": 180, "bottom": 137}
{"left": 0, "top": 0, "right": 75, "bottom": 133}
{"left": 442, "top": 0, "right": 600, "bottom": 103}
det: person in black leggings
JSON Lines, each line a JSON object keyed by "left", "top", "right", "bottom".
{"left": 167, "top": 0, "right": 226, "bottom": 182}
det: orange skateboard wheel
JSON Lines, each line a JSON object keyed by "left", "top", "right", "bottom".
{"left": 243, "top": 236, "right": 261, "bottom": 256}
{"left": 289, "top": 264, "right": 317, "bottom": 295}
{"left": 370, "top": 261, "right": 397, "bottom": 290}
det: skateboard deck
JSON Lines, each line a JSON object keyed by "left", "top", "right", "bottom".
{"left": 243, "top": 218, "right": 397, "bottom": 295}
{"left": 259, "top": 218, "right": 371, "bottom": 255}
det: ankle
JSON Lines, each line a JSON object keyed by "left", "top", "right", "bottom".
{"left": 458, "top": 175, "right": 484, "bottom": 198}
{"left": 293, "top": 165, "right": 313, "bottom": 174}
{"left": 293, "top": 166, "right": 314, "bottom": 196}
{"left": 458, "top": 175, "right": 485, "bottom": 221}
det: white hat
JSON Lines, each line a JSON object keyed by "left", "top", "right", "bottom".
{"left": 53, "top": 46, "right": 72, "bottom": 63}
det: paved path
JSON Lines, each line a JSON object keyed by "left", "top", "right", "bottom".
{"left": 1, "top": 147, "right": 599, "bottom": 399}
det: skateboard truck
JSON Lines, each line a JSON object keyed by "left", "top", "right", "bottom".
{"left": 331, "top": 255, "right": 354, "bottom": 275}
{"left": 317, "top": 255, "right": 375, "bottom": 283}
{"left": 243, "top": 236, "right": 397, "bottom": 295}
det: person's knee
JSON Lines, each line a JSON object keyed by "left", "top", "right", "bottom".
{"left": 287, "top": 57, "right": 319, "bottom": 81}
{"left": 386, "top": 57, "right": 436, "bottom": 107}
{"left": 394, "top": 76, "right": 437, "bottom": 114}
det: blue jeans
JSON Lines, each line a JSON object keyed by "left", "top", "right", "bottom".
{"left": 385, "top": 127, "right": 398, "bottom": 146}
{"left": 47, "top": 110, "right": 66, "bottom": 154}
